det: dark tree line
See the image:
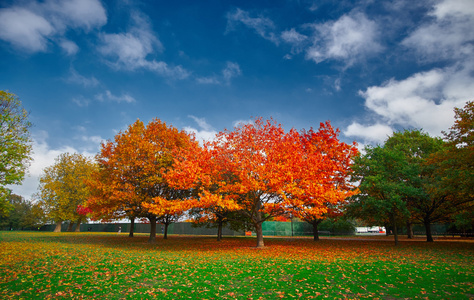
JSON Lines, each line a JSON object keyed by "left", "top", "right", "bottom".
{"left": 347, "top": 101, "right": 474, "bottom": 244}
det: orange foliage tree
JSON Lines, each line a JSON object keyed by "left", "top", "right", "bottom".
{"left": 86, "top": 119, "right": 196, "bottom": 242}
{"left": 288, "top": 123, "right": 359, "bottom": 241}
{"left": 168, "top": 118, "right": 358, "bottom": 247}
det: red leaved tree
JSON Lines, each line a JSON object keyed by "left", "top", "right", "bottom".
{"left": 288, "top": 122, "right": 359, "bottom": 240}
{"left": 86, "top": 119, "right": 196, "bottom": 242}
{"left": 168, "top": 118, "right": 358, "bottom": 247}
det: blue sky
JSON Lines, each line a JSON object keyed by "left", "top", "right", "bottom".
{"left": 1, "top": 0, "right": 473, "bottom": 199}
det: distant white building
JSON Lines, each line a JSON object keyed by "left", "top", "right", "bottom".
{"left": 356, "top": 226, "right": 385, "bottom": 234}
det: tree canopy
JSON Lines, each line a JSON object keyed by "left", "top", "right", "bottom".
{"left": 168, "top": 118, "right": 358, "bottom": 247}
{"left": 425, "top": 101, "right": 474, "bottom": 234}
{"left": 0, "top": 194, "right": 40, "bottom": 230}
{"left": 37, "top": 152, "right": 97, "bottom": 232}
{"left": 347, "top": 124, "right": 474, "bottom": 243}
{"left": 0, "top": 91, "right": 32, "bottom": 216}
{"left": 86, "top": 119, "right": 196, "bottom": 242}
{"left": 428, "top": 101, "right": 473, "bottom": 204}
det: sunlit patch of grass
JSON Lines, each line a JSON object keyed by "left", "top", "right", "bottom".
{"left": 0, "top": 232, "right": 473, "bottom": 299}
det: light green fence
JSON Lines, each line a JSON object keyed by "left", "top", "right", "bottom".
{"left": 39, "top": 221, "right": 354, "bottom": 236}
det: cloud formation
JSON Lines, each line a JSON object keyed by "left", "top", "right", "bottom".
{"left": 184, "top": 116, "right": 217, "bottom": 145}
{"left": 226, "top": 8, "right": 382, "bottom": 67}
{"left": 0, "top": 0, "right": 106, "bottom": 53}
{"left": 95, "top": 90, "right": 136, "bottom": 104}
{"left": 358, "top": 66, "right": 472, "bottom": 136}
{"left": 196, "top": 62, "right": 241, "bottom": 85}
{"left": 344, "top": 123, "right": 393, "bottom": 144}
{"left": 226, "top": 8, "right": 279, "bottom": 44}
{"left": 345, "top": 0, "right": 474, "bottom": 143}
{"left": 402, "top": 0, "right": 474, "bottom": 61}
{"left": 306, "top": 12, "right": 383, "bottom": 66}
{"left": 66, "top": 68, "right": 100, "bottom": 87}
{"left": 99, "top": 12, "right": 190, "bottom": 80}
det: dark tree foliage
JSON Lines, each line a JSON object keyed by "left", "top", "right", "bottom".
{"left": 348, "top": 130, "right": 444, "bottom": 244}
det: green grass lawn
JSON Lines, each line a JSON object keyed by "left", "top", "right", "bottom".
{"left": 0, "top": 232, "right": 473, "bottom": 299}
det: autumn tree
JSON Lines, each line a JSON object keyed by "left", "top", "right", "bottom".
{"left": 425, "top": 101, "right": 474, "bottom": 235}
{"left": 146, "top": 190, "right": 193, "bottom": 240}
{"left": 189, "top": 208, "right": 251, "bottom": 241}
{"left": 168, "top": 118, "right": 358, "bottom": 248}
{"left": 288, "top": 123, "right": 358, "bottom": 241}
{"left": 86, "top": 119, "right": 195, "bottom": 243}
{"left": 0, "top": 91, "right": 32, "bottom": 217}
{"left": 86, "top": 159, "right": 142, "bottom": 237}
{"left": 37, "top": 153, "right": 97, "bottom": 232}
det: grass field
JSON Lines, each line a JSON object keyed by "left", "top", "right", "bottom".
{"left": 0, "top": 232, "right": 473, "bottom": 299}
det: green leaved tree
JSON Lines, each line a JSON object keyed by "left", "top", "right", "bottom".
{"left": 0, "top": 194, "right": 39, "bottom": 230}
{"left": 348, "top": 145, "right": 411, "bottom": 245}
{"left": 348, "top": 129, "right": 444, "bottom": 244}
{"left": 385, "top": 130, "right": 445, "bottom": 242}
{"left": 0, "top": 91, "right": 32, "bottom": 217}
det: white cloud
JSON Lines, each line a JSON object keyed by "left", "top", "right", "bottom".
{"left": 281, "top": 28, "right": 308, "bottom": 59}
{"left": 99, "top": 12, "right": 190, "bottom": 80}
{"left": 196, "top": 77, "right": 221, "bottom": 85}
{"left": 59, "top": 39, "right": 79, "bottom": 55}
{"left": 58, "top": 39, "right": 79, "bottom": 56}
{"left": 334, "top": 78, "right": 341, "bottom": 92}
{"left": 188, "top": 116, "right": 213, "bottom": 132}
{"left": 66, "top": 68, "right": 99, "bottom": 87}
{"left": 95, "top": 90, "right": 136, "bottom": 104}
{"left": 0, "top": 7, "right": 54, "bottom": 52}
{"left": 343, "top": 1, "right": 474, "bottom": 144}
{"left": 281, "top": 28, "right": 307, "bottom": 48}
{"left": 0, "top": 0, "right": 106, "bottom": 54}
{"left": 226, "top": 8, "right": 279, "bottom": 44}
{"left": 344, "top": 123, "right": 393, "bottom": 144}
{"left": 7, "top": 132, "right": 95, "bottom": 200}
{"left": 232, "top": 119, "right": 253, "bottom": 127}
{"left": 145, "top": 61, "right": 190, "bottom": 80}
{"left": 42, "top": 0, "right": 107, "bottom": 32}
{"left": 100, "top": 31, "right": 158, "bottom": 68}
{"left": 402, "top": 0, "right": 474, "bottom": 61}
{"left": 353, "top": 65, "right": 472, "bottom": 140}
{"left": 184, "top": 116, "right": 217, "bottom": 145}
{"left": 196, "top": 62, "right": 241, "bottom": 85}
{"left": 306, "top": 12, "right": 383, "bottom": 66}
{"left": 81, "top": 135, "right": 104, "bottom": 145}
{"left": 222, "top": 62, "right": 242, "bottom": 84}
{"left": 72, "top": 96, "right": 91, "bottom": 107}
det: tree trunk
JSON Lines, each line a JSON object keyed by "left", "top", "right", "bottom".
{"left": 164, "top": 223, "right": 169, "bottom": 240}
{"left": 312, "top": 221, "right": 320, "bottom": 241}
{"left": 148, "top": 216, "right": 157, "bottom": 243}
{"left": 424, "top": 219, "right": 434, "bottom": 242}
{"left": 67, "top": 221, "right": 74, "bottom": 232}
{"left": 129, "top": 217, "right": 135, "bottom": 238}
{"left": 74, "top": 218, "right": 82, "bottom": 232}
{"left": 384, "top": 223, "right": 391, "bottom": 236}
{"left": 254, "top": 222, "right": 265, "bottom": 248}
{"left": 393, "top": 222, "right": 399, "bottom": 246}
{"left": 406, "top": 221, "right": 413, "bottom": 239}
{"left": 54, "top": 221, "right": 62, "bottom": 232}
{"left": 390, "top": 214, "right": 399, "bottom": 246}
{"left": 217, "top": 219, "right": 223, "bottom": 241}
